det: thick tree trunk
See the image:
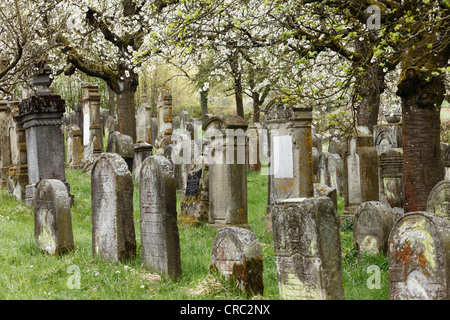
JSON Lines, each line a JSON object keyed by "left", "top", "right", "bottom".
{"left": 397, "top": 68, "right": 445, "bottom": 213}
{"left": 355, "top": 65, "right": 386, "bottom": 131}
{"left": 108, "top": 86, "right": 115, "bottom": 117}
{"left": 116, "top": 70, "right": 138, "bottom": 142}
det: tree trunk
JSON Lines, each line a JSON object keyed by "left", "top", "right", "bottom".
{"left": 234, "top": 72, "right": 244, "bottom": 118}
{"left": 108, "top": 86, "right": 115, "bottom": 117}
{"left": 397, "top": 67, "right": 445, "bottom": 213}
{"left": 116, "top": 70, "right": 138, "bottom": 142}
{"left": 200, "top": 89, "right": 208, "bottom": 125}
{"left": 355, "top": 65, "right": 386, "bottom": 131}
{"left": 252, "top": 91, "right": 261, "bottom": 123}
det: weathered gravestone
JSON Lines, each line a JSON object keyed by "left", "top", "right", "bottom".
{"left": 271, "top": 197, "right": 344, "bottom": 300}
{"left": 318, "top": 151, "right": 344, "bottom": 197}
{"left": 389, "top": 211, "right": 450, "bottom": 300}
{"left": 139, "top": 156, "right": 181, "bottom": 280}
{"left": 34, "top": 179, "right": 74, "bottom": 255}
{"left": 65, "top": 124, "right": 83, "bottom": 169}
{"left": 210, "top": 227, "right": 264, "bottom": 296}
{"left": 5, "top": 101, "right": 29, "bottom": 201}
{"left": 17, "top": 78, "right": 71, "bottom": 206}
{"left": 314, "top": 183, "right": 337, "bottom": 210}
{"left": 91, "top": 153, "right": 136, "bottom": 262}
{"left": 378, "top": 148, "right": 404, "bottom": 208}
{"left": 136, "top": 94, "right": 152, "bottom": 143}
{"left": 179, "top": 156, "right": 210, "bottom": 226}
{"left": 441, "top": 143, "right": 450, "bottom": 180}
{"left": 0, "top": 99, "right": 10, "bottom": 188}
{"left": 81, "top": 83, "right": 103, "bottom": 159}
{"left": 132, "top": 141, "right": 153, "bottom": 181}
{"left": 426, "top": 180, "right": 450, "bottom": 222}
{"left": 106, "top": 131, "right": 135, "bottom": 172}
{"left": 262, "top": 96, "right": 314, "bottom": 231}
{"left": 373, "top": 118, "right": 402, "bottom": 155}
{"left": 156, "top": 84, "right": 173, "bottom": 138}
{"left": 203, "top": 115, "right": 249, "bottom": 229}
{"left": 353, "top": 201, "right": 395, "bottom": 255}
{"left": 344, "top": 126, "right": 379, "bottom": 215}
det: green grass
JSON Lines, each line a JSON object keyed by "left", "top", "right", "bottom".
{"left": 0, "top": 168, "right": 388, "bottom": 300}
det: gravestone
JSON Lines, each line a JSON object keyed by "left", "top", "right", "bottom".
{"left": 246, "top": 123, "right": 262, "bottom": 172}
{"left": 327, "top": 154, "right": 344, "bottom": 197}
{"left": 426, "top": 180, "right": 450, "bottom": 222}
{"left": 171, "top": 132, "right": 192, "bottom": 195}
{"left": 271, "top": 197, "right": 344, "bottom": 300}
{"left": 0, "top": 99, "right": 9, "bottom": 188}
{"left": 441, "top": 143, "right": 450, "bottom": 180}
{"left": 328, "top": 136, "right": 346, "bottom": 159}
{"left": 150, "top": 118, "right": 159, "bottom": 146}
{"left": 344, "top": 127, "right": 379, "bottom": 215}
{"left": 139, "top": 156, "right": 181, "bottom": 280}
{"left": 91, "top": 153, "right": 136, "bottom": 262}
{"left": 17, "top": 78, "right": 70, "bottom": 206}
{"left": 373, "top": 120, "right": 402, "bottom": 155}
{"left": 263, "top": 96, "right": 314, "bottom": 231}
{"left": 6, "top": 102, "right": 28, "bottom": 201}
{"left": 106, "top": 131, "right": 135, "bottom": 172}
{"left": 203, "top": 115, "right": 249, "bottom": 229}
{"left": 210, "top": 227, "right": 264, "bottom": 296}
{"left": 81, "top": 83, "right": 103, "bottom": 159}
{"left": 132, "top": 142, "right": 153, "bottom": 181}
{"left": 314, "top": 183, "right": 337, "bottom": 210}
{"left": 353, "top": 201, "right": 395, "bottom": 254}
{"left": 65, "top": 124, "right": 83, "bottom": 169}
{"left": 34, "top": 179, "right": 74, "bottom": 255}
{"left": 378, "top": 148, "right": 404, "bottom": 208}
{"left": 156, "top": 85, "right": 173, "bottom": 138}
{"left": 179, "top": 156, "right": 210, "bottom": 226}
{"left": 389, "top": 211, "right": 450, "bottom": 300}
{"left": 136, "top": 95, "right": 152, "bottom": 143}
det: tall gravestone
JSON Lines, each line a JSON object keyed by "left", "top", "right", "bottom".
{"left": 91, "top": 153, "right": 136, "bottom": 262}
{"left": 426, "top": 180, "right": 450, "bottom": 222}
{"left": 210, "top": 227, "right": 264, "bottom": 296}
{"left": 271, "top": 197, "right": 345, "bottom": 300}
{"left": 139, "top": 156, "right": 181, "bottom": 280}
{"left": 65, "top": 124, "right": 83, "bottom": 169}
{"left": 0, "top": 99, "right": 9, "bottom": 188}
{"left": 203, "top": 115, "right": 249, "bottom": 229}
{"left": 389, "top": 211, "right": 450, "bottom": 300}
{"left": 344, "top": 127, "right": 379, "bottom": 215}
{"left": 262, "top": 96, "right": 314, "bottom": 231}
{"left": 17, "top": 74, "right": 69, "bottom": 206}
{"left": 353, "top": 201, "right": 395, "bottom": 254}
{"left": 156, "top": 85, "right": 173, "bottom": 138}
{"left": 34, "top": 179, "right": 74, "bottom": 255}
{"left": 136, "top": 94, "right": 152, "bottom": 143}
{"left": 81, "top": 83, "right": 103, "bottom": 159}
{"left": 7, "top": 102, "right": 29, "bottom": 201}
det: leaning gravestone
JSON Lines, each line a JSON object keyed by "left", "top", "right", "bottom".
{"left": 353, "top": 201, "right": 395, "bottom": 255}
{"left": 139, "top": 156, "right": 181, "bottom": 280}
{"left": 271, "top": 197, "right": 344, "bottom": 300}
{"left": 389, "top": 211, "right": 450, "bottom": 300}
{"left": 427, "top": 180, "right": 450, "bottom": 223}
{"left": 34, "top": 179, "right": 74, "bottom": 255}
{"left": 91, "top": 153, "right": 136, "bottom": 262}
{"left": 210, "top": 227, "right": 264, "bottom": 296}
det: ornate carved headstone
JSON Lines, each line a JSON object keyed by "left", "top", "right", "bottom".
{"left": 34, "top": 179, "right": 74, "bottom": 255}
{"left": 389, "top": 212, "right": 450, "bottom": 300}
{"left": 353, "top": 201, "right": 395, "bottom": 254}
{"left": 91, "top": 153, "right": 136, "bottom": 262}
{"left": 271, "top": 197, "right": 344, "bottom": 300}
{"left": 139, "top": 156, "right": 181, "bottom": 280}
{"left": 210, "top": 227, "right": 264, "bottom": 296}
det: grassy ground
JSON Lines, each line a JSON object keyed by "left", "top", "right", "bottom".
{"left": 0, "top": 168, "right": 388, "bottom": 300}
